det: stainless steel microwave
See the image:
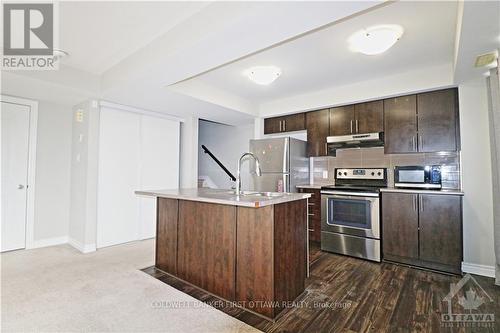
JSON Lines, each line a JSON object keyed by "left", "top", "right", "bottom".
{"left": 394, "top": 165, "right": 442, "bottom": 189}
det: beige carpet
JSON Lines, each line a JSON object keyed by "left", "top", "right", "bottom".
{"left": 1, "top": 240, "right": 259, "bottom": 333}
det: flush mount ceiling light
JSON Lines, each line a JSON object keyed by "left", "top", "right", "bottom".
{"left": 244, "top": 66, "right": 282, "bottom": 85}
{"left": 474, "top": 50, "right": 498, "bottom": 68}
{"left": 348, "top": 25, "right": 404, "bottom": 55}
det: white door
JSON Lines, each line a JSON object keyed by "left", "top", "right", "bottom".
{"left": 1, "top": 102, "right": 30, "bottom": 252}
{"left": 139, "top": 115, "right": 179, "bottom": 239}
{"left": 97, "top": 108, "right": 141, "bottom": 248}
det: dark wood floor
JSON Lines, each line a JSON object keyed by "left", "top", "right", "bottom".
{"left": 142, "top": 242, "right": 500, "bottom": 333}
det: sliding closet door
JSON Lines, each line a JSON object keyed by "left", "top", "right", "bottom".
{"left": 139, "top": 115, "right": 180, "bottom": 239}
{"left": 97, "top": 108, "right": 141, "bottom": 248}
{"left": 97, "top": 107, "right": 180, "bottom": 248}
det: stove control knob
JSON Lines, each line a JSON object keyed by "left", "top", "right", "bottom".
{"left": 338, "top": 172, "right": 342, "bottom": 176}
{"left": 343, "top": 172, "right": 347, "bottom": 176}
{"left": 377, "top": 172, "right": 382, "bottom": 176}
{"left": 371, "top": 172, "right": 375, "bottom": 176}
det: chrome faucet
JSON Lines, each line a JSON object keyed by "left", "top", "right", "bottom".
{"left": 236, "top": 152, "right": 262, "bottom": 195}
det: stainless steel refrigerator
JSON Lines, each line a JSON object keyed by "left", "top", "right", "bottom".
{"left": 249, "top": 137, "right": 309, "bottom": 193}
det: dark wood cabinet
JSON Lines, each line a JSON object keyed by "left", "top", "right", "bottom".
{"left": 354, "top": 100, "right": 384, "bottom": 134}
{"left": 419, "top": 194, "right": 462, "bottom": 269}
{"left": 156, "top": 198, "right": 179, "bottom": 275}
{"left": 329, "top": 105, "right": 354, "bottom": 136}
{"left": 384, "top": 88, "right": 459, "bottom": 154}
{"left": 417, "top": 88, "right": 459, "bottom": 152}
{"left": 384, "top": 95, "right": 418, "bottom": 154}
{"left": 264, "top": 113, "right": 305, "bottom": 134}
{"left": 298, "top": 188, "right": 321, "bottom": 242}
{"left": 264, "top": 116, "right": 283, "bottom": 134}
{"left": 156, "top": 198, "right": 307, "bottom": 319}
{"left": 177, "top": 201, "right": 237, "bottom": 300}
{"left": 306, "top": 109, "right": 329, "bottom": 157}
{"left": 382, "top": 193, "right": 419, "bottom": 259}
{"left": 282, "top": 113, "right": 305, "bottom": 132}
{"left": 382, "top": 192, "right": 463, "bottom": 274}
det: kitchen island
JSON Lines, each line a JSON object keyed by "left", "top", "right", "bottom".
{"left": 136, "top": 188, "right": 311, "bottom": 319}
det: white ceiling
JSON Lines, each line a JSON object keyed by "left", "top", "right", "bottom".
{"left": 3, "top": 1, "right": 497, "bottom": 126}
{"left": 59, "top": 1, "right": 210, "bottom": 74}
{"left": 176, "top": 1, "right": 458, "bottom": 106}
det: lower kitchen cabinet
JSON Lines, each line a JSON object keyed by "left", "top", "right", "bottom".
{"left": 382, "top": 192, "right": 463, "bottom": 274}
{"left": 298, "top": 188, "right": 321, "bottom": 242}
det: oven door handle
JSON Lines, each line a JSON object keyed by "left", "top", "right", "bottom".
{"left": 321, "top": 190, "right": 380, "bottom": 198}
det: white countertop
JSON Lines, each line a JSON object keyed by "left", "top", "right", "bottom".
{"left": 296, "top": 184, "right": 323, "bottom": 189}
{"left": 135, "top": 188, "right": 311, "bottom": 208}
{"left": 380, "top": 187, "right": 464, "bottom": 196}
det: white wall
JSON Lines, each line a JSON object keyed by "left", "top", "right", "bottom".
{"left": 180, "top": 116, "right": 199, "bottom": 188}
{"left": 33, "top": 102, "right": 72, "bottom": 245}
{"left": 198, "top": 120, "right": 254, "bottom": 189}
{"left": 69, "top": 100, "right": 100, "bottom": 253}
{"left": 259, "top": 63, "right": 454, "bottom": 116}
{"left": 459, "top": 77, "right": 496, "bottom": 273}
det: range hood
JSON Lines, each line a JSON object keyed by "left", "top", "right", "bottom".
{"left": 326, "top": 132, "right": 384, "bottom": 156}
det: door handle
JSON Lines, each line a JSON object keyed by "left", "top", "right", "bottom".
{"left": 283, "top": 120, "right": 286, "bottom": 131}
{"left": 324, "top": 142, "right": 328, "bottom": 155}
{"left": 419, "top": 195, "right": 424, "bottom": 212}
{"left": 411, "top": 136, "right": 416, "bottom": 151}
{"left": 279, "top": 120, "right": 282, "bottom": 132}
{"left": 18, "top": 184, "right": 25, "bottom": 190}
{"left": 350, "top": 120, "right": 353, "bottom": 134}
{"left": 419, "top": 135, "right": 423, "bottom": 150}
{"left": 413, "top": 194, "right": 417, "bottom": 211}
{"left": 356, "top": 120, "right": 359, "bottom": 133}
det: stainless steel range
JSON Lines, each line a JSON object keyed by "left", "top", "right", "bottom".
{"left": 321, "top": 168, "right": 387, "bottom": 262}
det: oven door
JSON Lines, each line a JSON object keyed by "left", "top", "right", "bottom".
{"left": 321, "top": 191, "right": 380, "bottom": 239}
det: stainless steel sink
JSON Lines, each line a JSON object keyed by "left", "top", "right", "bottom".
{"left": 238, "top": 191, "right": 285, "bottom": 198}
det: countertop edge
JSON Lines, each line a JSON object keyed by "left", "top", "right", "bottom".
{"left": 135, "top": 190, "right": 312, "bottom": 207}
{"left": 380, "top": 188, "right": 464, "bottom": 196}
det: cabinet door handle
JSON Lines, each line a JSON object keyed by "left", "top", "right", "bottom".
{"left": 283, "top": 120, "right": 286, "bottom": 131}
{"left": 350, "top": 120, "right": 353, "bottom": 134}
{"left": 411, "top": 136, "right": 416, "bottom": 151}
{"left": 279, "top": 120, "right": 282, "bottom": 132}
{"left": 324, "top": 142, "right": 328, "bottom": 155}
{"left": 419, "top": 135, "right": 423, "bottom": 150}
{"left": 413, "top": 194, "right": 417, "bottom": 211}
{"left": 419, "top": 195, "right": 424, "bottom": 212}
{"left": 356, "top": 120, "right": 359, "bottom": 133}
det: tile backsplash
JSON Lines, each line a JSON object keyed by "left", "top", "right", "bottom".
{"left": 311, "top": 147, "right": 461, "bottom": 189}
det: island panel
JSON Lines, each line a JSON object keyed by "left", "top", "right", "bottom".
{"left": 177, "top": 200, "right": 236, "bottom": 300}
{"left": 236, "top": 205, "right": 275, "bottom": 317}
{"left": 274, "top": 199, "right": 307, "bottom": 315}
{"left": 156, "top": 198, "right": 178, "bottom": 275}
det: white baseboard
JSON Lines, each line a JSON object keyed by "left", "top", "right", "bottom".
{"left": 30, "top": 236, "right": 68, "bottom": 249}
{"left": 462, "top": 262, "right": 496, "bottom": 278}
{"left": 68, "top": 237, "right": 96, "bottom": 254}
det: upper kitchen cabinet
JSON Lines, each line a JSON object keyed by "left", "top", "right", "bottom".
{"left": 354, "top": 100, "right": 384, "bottom": 134}
{"left": 384, "top": 88, "right": 460, "bottom": 154}
{"left": 264, "top": 113, "right": 305, "bottom": 134}
{"left": 417, "top": 88, "right": 459, "bottom": 153}
{"left": 329, "top": 101, "right": 383, "bottom": 136}
{"left": 384, "top": 95, "right": 418, "bottom": 154}
{"left": 329, "top": 105, "right": 354, "bottom": 136}
{"left": 306, "top": 109, "right": 329, "bottom": 157}
{"left": 264, "top": 116, "right": 282, "bottom": 134}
